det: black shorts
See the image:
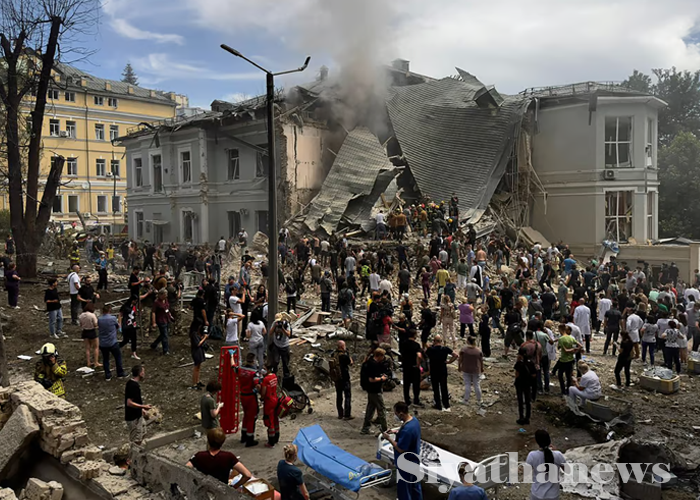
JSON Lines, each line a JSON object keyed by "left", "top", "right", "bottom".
{"left": 421, "top": 328, "right": 432, "bottom": 345}
{"left": 82, "top": 329, "right": 97, "bottom": 340}
{"left": 192, "top": 347, "right": 206, "bottom": 366}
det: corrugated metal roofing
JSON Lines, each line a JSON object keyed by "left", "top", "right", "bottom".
{"left": 292, "top": 127, "right": 400, "bottom": 235}
{"left": 53, "top": 63, "right": 175, "bottom": 103}
{"left": 386, "top": 77, "right": 530, "bottom": 212}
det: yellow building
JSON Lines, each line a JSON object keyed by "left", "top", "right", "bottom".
{"left": 4, "top": 63, "right": 181, "bottom": 228}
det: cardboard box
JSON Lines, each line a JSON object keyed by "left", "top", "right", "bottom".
{"left": 639, "top": 374, "right": 680, "bottom": 394}
{"left": 243, "top": 478, "right": 275, "bottom": 500}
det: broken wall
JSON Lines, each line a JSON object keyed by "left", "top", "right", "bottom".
{"left": 281, "top": 122, "right": 326, "bottom": 220}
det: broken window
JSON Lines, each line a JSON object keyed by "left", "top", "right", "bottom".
{"left": 152, "top": 154, "right": 163, "bottom": 192}
{"left": 136, "top": 211, "right": 144, "bottom": 238}
{"left": 646, "top": 119, "right": 654, "bottom": 168}
{"left": 605, "top": 191, "right": 633, "bottom": 242}
{"left": 181, "top": 151, "right": 192, "bottom": 184}
{"left": 68, "top": 195, "right": 79, "bottom": 213}
{"left": 183, "top": 212, "right": 194, "bottom": 242}
{"left": 53, "top": 195, "right": 62, "bottom": 214}
{"left": 228, "top": 149, "right": 240, "bottom": 180}
{"left": 256, "top": 210, "right": 269, "bottom": 235}
{"left": 97, "top": 195, "right": 107, "bottom": 213}
{"left": 604, "top": 117, "right": 632, "bottom": 168}
{"left": 256, "top": 146, "right": 269, "bottom": 177}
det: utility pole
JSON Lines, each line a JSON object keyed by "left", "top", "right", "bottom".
{"left": 220, "top": 45, "right": 310, "bottom": 322}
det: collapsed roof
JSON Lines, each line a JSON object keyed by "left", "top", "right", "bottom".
{"left": 289, "top": 127, "right": 401, "bottom": 235}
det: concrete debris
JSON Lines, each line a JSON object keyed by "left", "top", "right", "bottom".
{"left": 0, "top": 488, "right": 18, "bottom": 500}
{"left": 0, "top": 405, "right": 40, "bottom": 481}
{"left": 563, "top": 439, "right": 628, "bottom": 500}
{"left": 251, "top": 231, "right": 269, "bottom": 256}
{"left": 143, "top": 406, "right": 163, "bottom": 425}
{"left": 18, "top": 479, "right": 63, "bottom": 500}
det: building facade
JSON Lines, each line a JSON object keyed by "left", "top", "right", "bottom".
{"left": 120, "top": 104, "right": 327, "bottom": 244}
{"left": 530, "top": 89, "right": 665, "bottom": 254}
{"left": 1, "top": 63, "right": 180, "bottom": 229}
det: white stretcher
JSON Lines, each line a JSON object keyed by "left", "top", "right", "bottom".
{"left": 377, "top": 432, "right": 510, "bottom": 493}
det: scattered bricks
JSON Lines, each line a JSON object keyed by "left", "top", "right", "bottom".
{"left": 0, "top": 405, "right": 40, "bottom": 480}
{"left": 42, "top": 415, "right": 87, "bottom": 439}
{"left": 18, "top": 478, "right": 56, "bottom": 500}
{"left": 11, "top": 383, "right": 80, "bottom": 421}
{"left": 109, "top": 466, "right": 127, "bottom": 476}
{"left": 66, "top": 460, "right": 103, "bottom": 481}
{"left": 46, "top": 482, "right": 63, "bottom": 500}
{"left": 0, "top": 488, "right": 18, "bottom": 500}
{"left": 59, "top": 445, "right": 103, "bottom": 464}
{"left": 92, "top": 475, "right": 140, "bottom": 497}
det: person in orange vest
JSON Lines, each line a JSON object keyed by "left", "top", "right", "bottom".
{"left": 261, "top": 364, "right": 280, "bottom": 448}
{"left": 239, "top": 352, "right": 260, "bottom": 447}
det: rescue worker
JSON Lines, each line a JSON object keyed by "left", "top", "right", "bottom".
{"left": 69, "top": 244, "right": 81, "bottom": 269}
{"left": 34, "top": 343, "right": 68, "bottom": 398}
{"left": 261, "top": 364, "right": 280, "bottom": 448}
{"left": 238, "top": 352, "right": 260, "bottom": 447}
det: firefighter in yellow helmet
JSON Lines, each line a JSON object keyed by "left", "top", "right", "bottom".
{"left": 34, "top": 343, "right": 68, "bottom": 398}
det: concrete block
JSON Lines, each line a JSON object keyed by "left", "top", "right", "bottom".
{"left": 59, "top": 445, "right": 102, "bottom": 464}
{"left": 46, "top": 482, "right": 63, "bottom": 500}
{"left": 66, "top": 460, "right": 103, "bottom": 481}
{"left": 0, "top": 405, "right": 40, "bottom": 480}
{"left": 92, "top": 475, "right": 140, "bottom": 497}
{"left": 21, "top": 478, "right": 51, "bottom": 500}
{"left": 0, "top": 488, "right": 18, "bottom": 500}
{"left": 114, "top": 486, "right": 155, "bottom": 500}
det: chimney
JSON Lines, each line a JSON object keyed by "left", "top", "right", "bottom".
{"left": 391, "top": 59, "right": 410, "bottom": 72}
{"left": 128, "top": 85, "right": 135, "bottom": 95}
{"left": 319, "top": 65, "right": 329, "bottom": 81}
{"left": 79, "top": 78, "right": 87, "bottom": 87}
{"left": 105, "top": 82, "right": 111, "bottom": 91}
{"left": 150, "top": 90, "right": 157, "bottom": 98}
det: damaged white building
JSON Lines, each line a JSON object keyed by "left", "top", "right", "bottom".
{"left": 121, "top": 60, "right": 666, "bottom": 265}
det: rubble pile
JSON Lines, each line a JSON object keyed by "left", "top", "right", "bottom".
{"left": 0, "top": 382, "right": 152, "bottom": 499}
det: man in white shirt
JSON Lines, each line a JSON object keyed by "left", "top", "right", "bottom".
{"left": 217, "top": 236, "right": 227, "bottom": 254}
{"left": 573, "top": 302, "right": 592, "bottom": 349}
{"left": 67, "top": 265, "right": 81, "bottom": 325}
{"left": 684, "top": 286, "right": 700, "bottom": 304}
{"left": 379, "top": 277, "right": 393, "bottom": 298}
{"left": 597, "top": 294, "right": 612, "bottom": 334}
{"left": 229, "top": 286, "right": 243, "bottom": 315}
{"left": 369, "top": 271, "right": 380, "bottom": 293}
{"left": 626, "top": 311, "right": 643, "bottom": 359}
{"left": 344, "top": 255, "right": 356, "bottom": 278}
{"left": 568, "top": 362, "right": 601, "bottom": 402}
{"left": 375, "top": 211, "right": 386, "bottom": 240}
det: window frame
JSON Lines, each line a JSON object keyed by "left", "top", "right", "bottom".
{"left": 604, "top": 190, "right": 634, "bottom": 243}
{"left": 95, "top": 124, "right": 105, "bottom": 141}
{"left": 179, "top": 149, "right": 192, "bottom": 184}
{"left": 228, "top": 148, "right": 240, "bottom": 180}
{"left": 604, "top": 116, "right": 633, "bottom": 169}
{"left": 647, "top": 190, "right": 656, "bottom": 240}
{"left": 109, "top": 125, "right": 119, "bottom": 142}
{"left": 68, "top": 195, "right": 79, "bottom": 214}
{"left": 133, "top": 156, "right": 143, "bottom": 187}
{"left": 108, "top": 97, "right": 119, "bottom": 108}
{"left": 65, "top": 121, "right": 77, "bottom": 139}
{"left": 646, "top": 118, "right": 654, "bottom": 168}
{"left": 95, "top": 158, "right": 106, "bottom": 177}
{"left": 48, "top": 89, "right": 59, "bottom": 100}
{"left": 49, "top": 119, "right": 60, "bottom": 137}
{"left": 65, "top": 91, "right": 76, "bottom": 102}
{"left": 110, "top": 159, "right": 121, "bottom": 177}
{"left": 255, "top": 147, "right": 269, "bottom": 178}
{"left": 66, "top": 157, "right": 78, "bottom": 176}
{"left": 151, "top": 154, "right": 163, "bottom": 193}
{"left": 112, "top": 195, "right": 121, "bottom": 213}
{"left": 96, "top": 195, "right": 107, "bottom": 214}
{"left": 94, "top": 96, "right": 104, "bottom": 106}
{"left": 135, "top": 211, "right": 144, "bottom": 239}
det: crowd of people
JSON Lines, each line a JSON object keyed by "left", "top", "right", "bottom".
{"left": 15, "top": 203, "right": 700, "bottom": 500}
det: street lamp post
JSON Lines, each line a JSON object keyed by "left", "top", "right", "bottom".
{"left": 220, "top": 44, "right": 310, "bottom": 322}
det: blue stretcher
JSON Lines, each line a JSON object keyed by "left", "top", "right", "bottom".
{"left": 293, "top": 425, "right": 392, "bottom": 494}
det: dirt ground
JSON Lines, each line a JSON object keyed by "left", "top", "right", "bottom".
{"left": 2, "top": 254, "right": 700, "bottom": 499}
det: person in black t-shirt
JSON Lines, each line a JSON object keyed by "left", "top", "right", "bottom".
{"left": 129, "top": 267, "right": 146, "bottom": 300}
{"left": 119, "top": 296, "right": 140, "bottom": 359}
{"left": 333, "top": 340, "right": 354, "bottom": 420}
{"left": 125, "top": 365, "right": 150, "bottom": 445}
{"left": 77, "top": 275, "right": 99, "bottom": 310}
{"left": 187, "top": 428, "right": 251, "bottom": 486}
{"left": 45, "top": 278, "right": 65, "bottom": 339}
{"left": 603, "top": 301, "right": 624, "bottom": 355}
{"left": 541, "top": 287, "right": 557, "bottom": 320}
{"left": 278, "top": 444, "right": 309, "bottom": 500}
{"left": 190, "top": 288, "right": 209, "bottom": 333}
{"left": 425, "top": 335, "right": 457, "bottom": 410}
{"left": 400, "top": 331, "right": 424, "bottom": 407}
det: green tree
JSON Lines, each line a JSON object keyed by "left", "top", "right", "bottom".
{"left": 658, "top": 131, "right": 700, "bottom": 238}
{"left": 652, "top": 68, "right": 700, "bottom": 145}
{"left": 622, "top": 69, "right": 653, "bottom": 93}
{"left": 121, "top": 62, "right": 138, "bottom": 86}
{"left": 0, "top": 0, "right": 98, "bottom": 277}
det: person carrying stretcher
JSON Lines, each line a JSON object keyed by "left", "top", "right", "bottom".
{"left": 262, "top": 363, "right": 280, "bottom": 448}
{"left": 239, "top": 352, "right": 261, "bottom": 447}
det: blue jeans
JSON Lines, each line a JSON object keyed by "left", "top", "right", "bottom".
{"left": 396, "top": 472, "right": 422, "bottom": 500}
{"left": 151, "top": 323, "right": 170, "bottom": 354}
{"left": 48, "top": 309, "right": 63, "bottom": 335}
{"left": 212, "top": 265, "right": 221, "bottom": 284}
{"left": 642, "top": 341, "right": 656, "bottom": 365}
{"left": 100, "top": 344, "right": 124, "bottom": 379}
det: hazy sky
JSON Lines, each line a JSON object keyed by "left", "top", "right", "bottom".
{"left": 81, "top": 0, "right": 700, "bottom": 108}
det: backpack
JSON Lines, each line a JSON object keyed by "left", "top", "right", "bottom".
{"left": 339, "top": 288, "right": 353, "bottom": 306}
{"left": 328, "top": 353, "right": 342, "bottom": 383}
{"left": 425, "top": 309, "right": 437, "bottom": 329}
{"left": 493, "top": 296, "right": 502, "bottom": 310}
{"left": 360, "top": 360, "right": 371, "bottom": 391}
